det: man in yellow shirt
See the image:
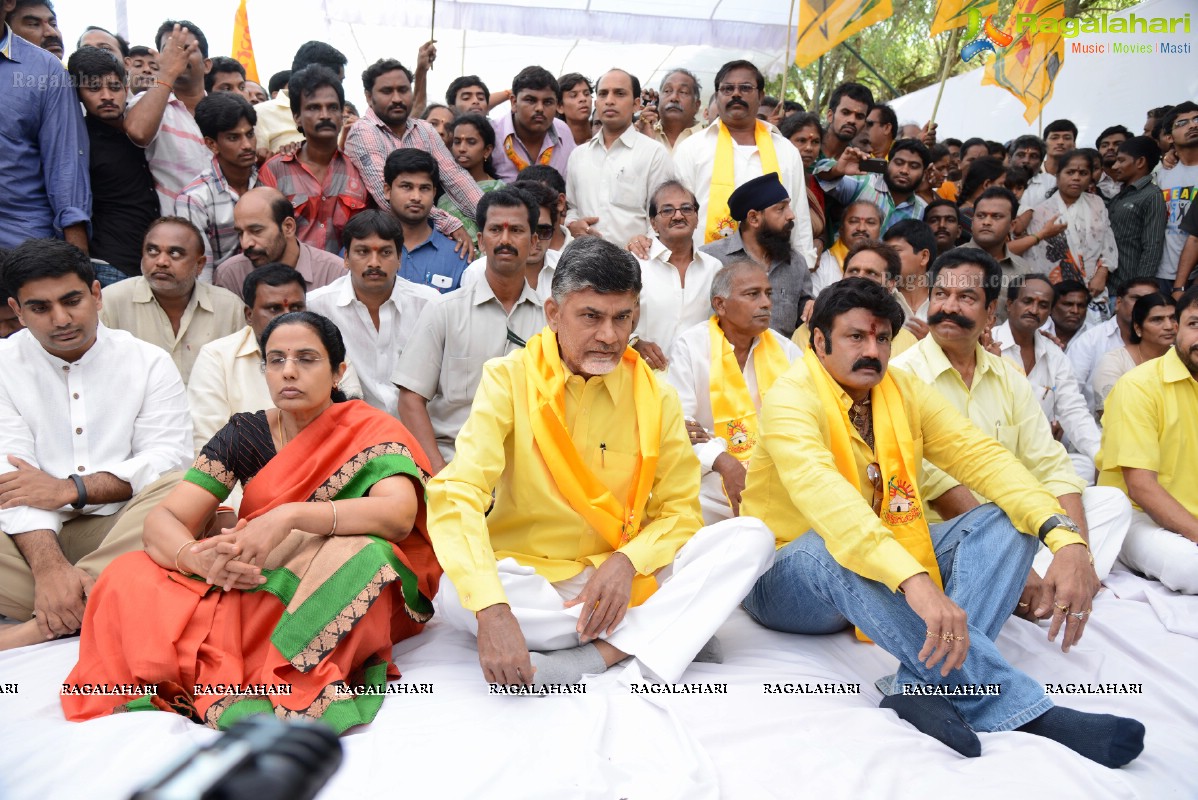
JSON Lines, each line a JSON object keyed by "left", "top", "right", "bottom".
{"left": 741, "top": 277, "right": 1143, "bottom": 766}
{"left": 890, "top": 249, "right": 1130, "bottom": 590}
{"left": 1099, "top": 286, "right": 1198, "bottom": 593}
{"left": 427, "top": 238, "right": 775, "bottom": 688}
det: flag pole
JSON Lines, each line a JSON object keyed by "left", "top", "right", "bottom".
{"left": 431, "top": 0, "right": 437, "bottom": 40}
{"left": 780, "top": 0, "right": 797, "bottom": 102}
{"left": 928, "top": 28, "right": 962, "bottom": 126}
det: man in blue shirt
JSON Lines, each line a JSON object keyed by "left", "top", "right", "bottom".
{"left": 0, "top": 6, "right": 91, "bottom": 250}
{"left": 384, "top": 148, "right": 469, "bottom": 293}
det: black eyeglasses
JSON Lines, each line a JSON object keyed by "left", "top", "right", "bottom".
{"left": 535, "top": 224, "right": 554, "bottom": 241}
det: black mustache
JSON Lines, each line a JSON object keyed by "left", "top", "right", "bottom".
{"left": 726, "top": 99, "right": 748, "bottom": 108}
{"left": 928, "top": 311, "right": 976, "bottom": 330}
{"left": 494, "top": 246, "right": 518, "bottom": 255}
{"left": 852, "top": 357, "right": 883, "bottom": 372}
{"left": 315, "top": 121, "right": 337, "bottom": 130}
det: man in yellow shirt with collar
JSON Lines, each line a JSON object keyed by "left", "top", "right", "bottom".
{"left": 889, "top": 248, "right": 1131, "bottom": 591}
{"left": 741, "top": 277, "right": 1144, "bottom": 766}
{"left": 427, "top": 238, "right": 775, "bottom": 688}
{"left": 1099, "top": 286, "right": 1198, "bottom": 593}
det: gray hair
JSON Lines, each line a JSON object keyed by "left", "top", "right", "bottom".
{"left": 710, "top": 258, "right": 768, "bottom": 310}
{"left": 551, "top": 237, "right": 642, "bottom": 305}
{"left": 659, "top": 67, "right": 702, "bottom": 97}
{"left": 649, "top": 180, "right": 699, "bottom": 218}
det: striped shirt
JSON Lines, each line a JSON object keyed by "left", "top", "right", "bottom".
{"left": 128, "top": 90, "right": 211, "bottom": 213}
{"left": 1107, "top": 173, "right": 1167, "bottom": 289}
{"left": 258, "top": 149, "right": 369, "bottom": 253}
{"left": 343, "top": 109, "right": 480, "bottom": 234}
{"left": 175, "top": 156, "right": 259, "bottom": 271}
{"left": 816, "top": 171, "right": 927, "bottom": 233}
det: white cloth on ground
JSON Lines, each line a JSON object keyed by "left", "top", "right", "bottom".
{"left": 1032, "top": 486, "right": 1131, "bottom": 581}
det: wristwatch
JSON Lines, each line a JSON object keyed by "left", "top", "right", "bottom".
{"left": 1037, "top": 513, "right": 1079, "bottom": 543}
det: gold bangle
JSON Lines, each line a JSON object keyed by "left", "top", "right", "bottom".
{"left": 174, "top": 539, "right": 196, "bottom": 577}
{"left": 326, "top": 500, "right": 338, "bottom": 537}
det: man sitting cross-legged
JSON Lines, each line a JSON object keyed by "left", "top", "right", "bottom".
{"left": 741, "top": 277, "right": 1144, "bottom": 766}
{"left": 426, "top": 237, "right": 775, "bottom": 687}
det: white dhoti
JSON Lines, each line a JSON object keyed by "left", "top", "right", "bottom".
{"left": 1032, "top": 485, "right": 1131, "bottom": 581}
{"left": 1118, "top": 509, "right": 1198, "bottom": 594}
{"left": 434, "top": 517, "right": 776, "bottom": 683}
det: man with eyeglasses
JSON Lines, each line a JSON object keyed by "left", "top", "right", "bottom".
{"left": 1156, "top": 101, "right": 1198, "bottom": 296}
{"left": 565, "top": 69, "right": 675, "bottom": 249}
{"left": 628, "top": 181, "right": 723, "bottom": 369}
{"left": 673, "top": 59, "right": 815, "bottom": 269}
{"left": 651, "top": 69, "right": 705, "bottom": 152}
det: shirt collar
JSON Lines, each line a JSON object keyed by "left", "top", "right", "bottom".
{"left": 0, "top": 25, "right": 11, "bottom": 59}
{"left": 1130, "top": 173, "right": 1156, "bottom": 192}
{"left": 32, "top": 323, "right": 111, "bottom": 368}
{"left": 564, "top": 352, "right": 626, "bottom": 402}
{"left": 1163, "top": 347, "right": 1195, "bottom": 384}
{"left": 236, "top": 325, "right": 260, "bottom": 358}
{"left": 470, "top": 270, "right": 542, "bottom": 308}
{"left": 920, "top": 335, "right": 994, "bottom": 381}
{"left": 133, "top": 276, "right": 209, "bottom": 311}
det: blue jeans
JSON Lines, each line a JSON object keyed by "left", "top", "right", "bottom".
{"left": 743, "top": 504, "right": 1052, "bottom": 732}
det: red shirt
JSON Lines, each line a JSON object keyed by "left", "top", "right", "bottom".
{"left": 259, "top": 149, "right": 369, "bottom": 253}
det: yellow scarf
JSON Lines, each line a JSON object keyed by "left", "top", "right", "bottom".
{"left": 523, "top": 329, "right": 661, "bottom": 605}
{"left": 708, "top": 317, "right": 790, "bottom": 463}
{"left": 828, "top": 238, "right": 849, "bottom": 269}
{"left": 802, "top": 349, "right": 942, "bottom": 641}
{"left": 704, "top": 120, "right": 780, "bottom": 244}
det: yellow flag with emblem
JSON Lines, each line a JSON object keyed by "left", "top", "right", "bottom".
{"left": 794, "top": 0, "right": 894, "bottom": 68}
{"left": 929, "top": 0, "right": 1000, "bottom": 37}
{"left": 982, "top": 0, "right": 1066, "bottom": 123}
{"left": 232, "top": 0, "right": 260, "bottom": 84}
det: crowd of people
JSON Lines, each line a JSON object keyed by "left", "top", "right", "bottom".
{"left": 4, "top": 0, "right": 1198, "bottom": 771}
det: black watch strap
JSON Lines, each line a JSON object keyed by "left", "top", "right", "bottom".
{"left": 69, "top": 474, "right": 88, "bottom": 509}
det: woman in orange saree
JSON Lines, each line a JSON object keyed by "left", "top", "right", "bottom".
{"left": 62, "top": 312, "right": 441, "bottom": 733}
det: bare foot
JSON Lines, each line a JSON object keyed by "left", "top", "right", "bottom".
{"left": 0, "top": 620, "right": 49, "bottom": 651}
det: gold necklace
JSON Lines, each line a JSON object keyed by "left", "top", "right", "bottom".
{"left": 274, "top": 410, "right": 291, "bottom": 449}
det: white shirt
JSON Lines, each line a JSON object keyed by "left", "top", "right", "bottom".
{"left": 811, "top": 248, "right": 844, "bottom": 297}
{"left": 992, "top": 321, "right": 1101, "bottom": 461}
{"left": 1020, "top": 170, "right": 1057, "bottom": 211}
{"left": 391, "top": 275, "right": 545, "bottom": 460}
{"left": 672, "top": 120, "right": 816, "bottom": 269}
{"left": 187, "top": 325, "right": 364, "bottom": 452}
{"left": 565, "top": 125, "right": 675, "bottom": 248}
{"left": 0, "top": 326, "right": 192, "bottom": 536}
{"left": 1064, "top": 316, "right": 1123, "bottom": 411}
{"left": 666, "top": 321, "right": 801, "bottom": 473}
{"left": 306, "top": 275, "right": 440, "bottom": 414}
{"left": 634, "top": 238, "right": 722, "bottom": 348}
{"left": 460, "top": 254, "right": 556, "bottom": 302}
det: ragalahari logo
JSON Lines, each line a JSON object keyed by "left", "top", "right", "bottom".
{"left": 960, "top": 8, "right": 1014, "bottom": 61}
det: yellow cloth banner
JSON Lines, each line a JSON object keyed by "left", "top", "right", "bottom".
{"left": 232, "top": 0, "right": 260, "bottom": 84}
{"left": 708, "top": 318, "right": 790, "bottom": 464}
{"left": 794, "top": 0, "right": 894, "bottom": 69}
{"left": 523, "top": 330, "right": 661, "bottom": 605}
{"left": 929, "top": 0, "right": 999, "bottom": 37}
{"left": 982, "top": 0, "right": 1065, "bottom": 124}
{"left": 704, "top": 121, "right": 780, "bottom": 244}
{"left": 802, "top": 349, "right": 941, "bottom": 641}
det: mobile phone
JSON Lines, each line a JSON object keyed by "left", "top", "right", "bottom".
{"left": 860, "top": 158, "right": 887, "bottom": 174}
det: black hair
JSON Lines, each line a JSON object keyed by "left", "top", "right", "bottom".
{"left": 809, "top": 277, "right": 904, "bottom": 354}
{"left": 242, "top": 263, "right": 307, "bottom": 308}
{"left": 2, "top": 238, "right": 94, "bottom": 300}
{"left": 1116, "top": 277, "right": 1163, "bottom": 298}
{"left": 597, "top": 69, "right": 640, "bottom": 100}
{"left": 268, "top": 69, "right": 291, "bottom": 95}
{"left": 1055, "top": 149, "right": 1094, "bottom": 176}
{"left": 714, "top": 60, "right": 766, "bottom": 93}
{"left": 267, "top": 193, "right": 296, "bottom": 227}
{"left": 1176, "top": 285, "right": 1198, "bottom": 319}
{"left": 68, "top": 45, "right": 126, "bottom": 86}
{"left": 930, "top": 247, "right": 1002, "bottom": 305}
{"left": 478, "top": 187, "right": 539, "bottom": 233}
{"left": 760, "top": 95, "right": 779, "bottom": 109}
{"left": 924, "top": 198, "right": 959, "bottom": 222}
{"left": 648, "top": 180, "right": 699, "bottom": 218}
{"left": 194, "top": 91, "right": 257, "bottom": 140}
{"left": 383, "top": 148, "right": 441, "bottom": 193}
{"left": 1005, "top": 272, "right": 1054, "bottom": 304}
{"left": 78, "top": 26, "right": 129, "bottom": 58}
{"left": 929, "top": 143, "right": 949, "bottom": 163}
{"left": 960, "top": 137, "right": 989, "bottom": 158}
{"left": 869, "top": 103, "right": 897, "bottom": 135}
{"left": 288, "top": 65, "right": 345, "bottom": 120}
{"left": 1129, "top": 293, "right": 1173, "bottom": 344}
{"left": 259, "top": 311, "right": 349, "bottom": 402}
{"left": 943, "top": 137, "right": 962, "bottom": 149}
{"left": 291, "top": 41, "right": 347, "bottom": 75}
{"left": 511, "top": 180, "right": 559, "bottom": 228}
{"left": 362, "top": 58, "right": 412, "bottom": 94}
{"left": 1043, "top": 118, "right": 1078, "bottom": 138}
{"left": 975, "top": 186, "right": 1019, "bottom": 218}
{"left": 780, "top": 111, "right": 823, "bottom": 140}
{"left": 889, "top": 137, "right": 931, "bottom": 167}
{"left": 781, "top": 100, "right": 804, "bottom": 115}
{"left": 421, "top": 102, "right": 452, "bottom": 121}
{"left": 1095, "top": 124, "right": 1131, "bottom": 149}
{"left": 144, "top": 215, "right": 206, "bottom": 255}
{"left": 517, "top": 164, "right": 566, "bottom": 196}
{"left": 960, "top": 156, "right": 1005, "bottom": 204}
{"left": 205, "top": 56, "right": 246, "bottom": 92}
{"left": 0, "top": 248, "right": 11, "bottom": 307}
{"left": 840, "top": 199, "right": 883, "bottom": 227}
{"left": 511, "top": 66, "right": 561, "bottom": 101}
{"left": 558, "top": 72, "right": 592, "bottom": 95}
{"left": 845, "top": 239, "right": 901, "bottom": 281}
{"left": 451, "top": 113, "right": 499, "bottom": 179}
{"left": 828, "top": 82, "right": 874, "bottom": 114}
{"left": 1009, "top": 134, "right": 1046, "bottom": 159}
{"left": 550, "top": 237, "right": 642, "bottom": 303}
{"left": 127, "top": 45, "right": 155, "bottom": 59}
{"left": 155, "top": 20, "right": 208, "bottom": 58}
{"left": 1118, "top": 136, "right": 1162, "bottom": 173}
{"left": 985, "top": 141, "right": 1006, "bottom": 158}
{"left": 341, "top": 209, "right": 403, "bottom": 252}
{"left": 882, "top": 219, "right": 937, "bottom": 261}
{"left": 1003, "top": 166, "right": 1031, "bottom": 191}
{"left": 446, "top": 74, "right": 491, "bottom": 107}
{"left": 343, "top": 101, "right": 359, "bottom": 116}
{"left": 1053, "top": 279, "right": 1089, "bottom": 304}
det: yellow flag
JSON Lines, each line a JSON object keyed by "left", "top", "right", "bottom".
{"left": 982, "top": 0, "right": 1065, "bottom": 124}
{"left": 794, "top": 0, "right": 894, "bottom": 69}
{"left": 929, "top": 0, "right": 1000, "bottom": 37}
{"left": 232, "top": 0, "right": 260, "bottom": 84}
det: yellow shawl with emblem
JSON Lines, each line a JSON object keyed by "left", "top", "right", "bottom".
{"left": 704, "top": 120, "right": 780, "bottom": 243}
{"left": 708, "top": 317, "right": 790, "bottom": 463}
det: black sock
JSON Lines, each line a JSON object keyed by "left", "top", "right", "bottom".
{"left": 1018, "top": 706, "right": 1145, "bottom": 768}
{"left": 880, "top": 694, "right": 981, "bottom": 757}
